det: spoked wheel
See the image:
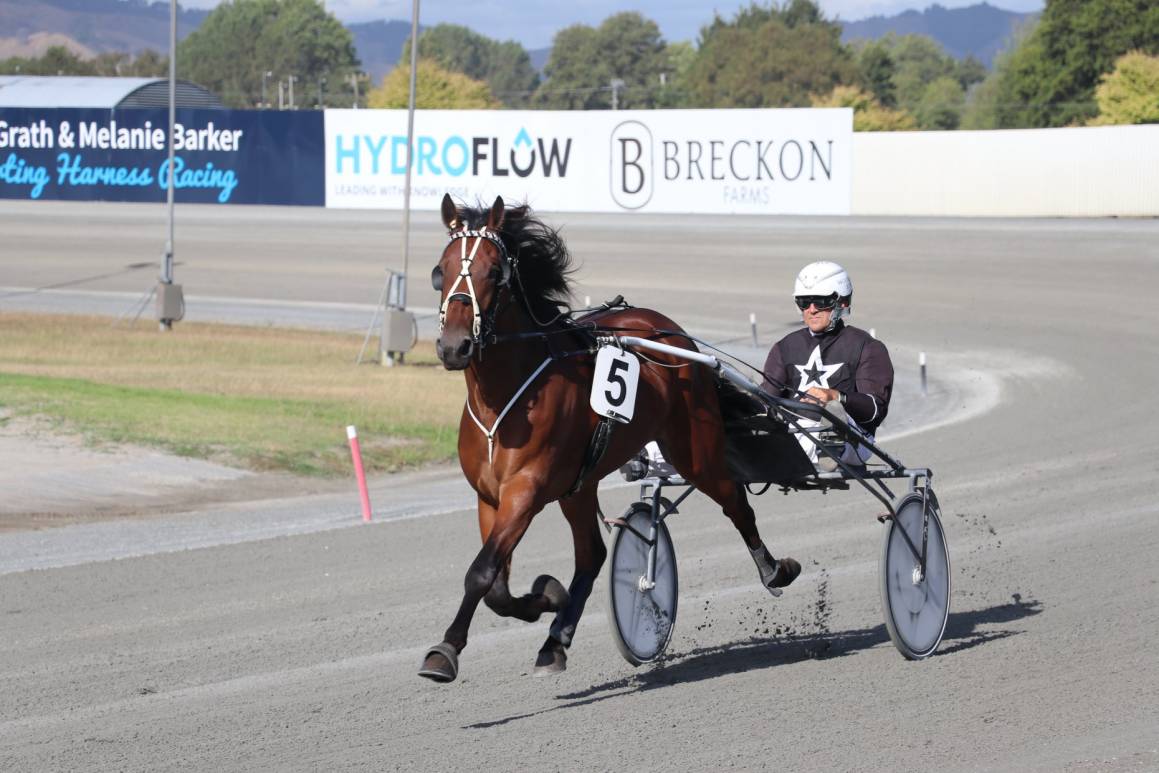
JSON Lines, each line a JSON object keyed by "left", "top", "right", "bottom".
{"left": 606, "top": 502, "right": 678, "bottom": 666}
{"left": 880, "top": 489, "right": 951, "bottom": 660}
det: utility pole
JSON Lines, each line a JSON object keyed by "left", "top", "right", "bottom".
{"left": 401, "top": 0, "right": 419, "bottom": 313}
{"left": 288, "top": 75, "right": 297, "bottom": 109}
{"left": 610, "top": 78, "right": 625, "bottom": 110}
{"left": 377, "top": 0, "right": 420, "bottom": 367}
{"left": 156, "top": 0, "right": 183, "bottom": 331}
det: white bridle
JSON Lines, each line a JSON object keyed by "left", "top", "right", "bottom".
{"left": 438, "top": 229, "right": 498, "bottom": 341}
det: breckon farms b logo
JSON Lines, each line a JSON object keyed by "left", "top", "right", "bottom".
{"left": 610, "top": 121, "right": 653, "bottom": 210}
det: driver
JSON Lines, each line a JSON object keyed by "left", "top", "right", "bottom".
{"left": 761, "top": 261, "right": 894, "bottom": 466}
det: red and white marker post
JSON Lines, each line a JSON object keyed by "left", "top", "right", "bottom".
{"left": 346, "top": 425, "right": 373, "bottom": 522}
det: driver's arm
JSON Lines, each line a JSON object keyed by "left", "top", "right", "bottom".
{"left": 761, "top": 342, "right": 791, "bottom": 398}
{"left": 844, "top": 339, "right": 893, "bottom": 429}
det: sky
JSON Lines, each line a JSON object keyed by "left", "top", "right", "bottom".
{"left": 176, "top": 1, "right": 1045, "bottom": 49}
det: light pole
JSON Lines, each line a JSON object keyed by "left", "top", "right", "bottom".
{"left": 288, "top": 75, "right": 297, "bottom": 109}
{"left": 157, "top": 0, "right": 183, "bottom": 331}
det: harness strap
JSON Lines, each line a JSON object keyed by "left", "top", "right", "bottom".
{"left": 563, "top": 415, "right": 616, "bottom": 498}
{"left": 465, "top": 356, "right": 553, "bottom": 465}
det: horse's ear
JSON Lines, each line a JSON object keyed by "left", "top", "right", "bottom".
{"left": 441, "top": 193, "right": 459, "bottom": 231}
{"left": 486, "top": 195, "right": 505, "bottom": 231}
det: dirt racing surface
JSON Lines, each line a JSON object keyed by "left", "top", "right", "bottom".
{"left": 1, "top": 204, "right": 1158, "bottom": 771}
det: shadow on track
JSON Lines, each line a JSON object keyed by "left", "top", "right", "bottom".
{"left": 464, "top": 595, "right": 1041, "bottom": 729}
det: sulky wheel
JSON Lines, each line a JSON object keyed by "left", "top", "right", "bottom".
{"left": 606, "top": 501, "right": 678, "bottom": 666}
{"left": 879, "top": 489, "right": 951, "bottom": 660}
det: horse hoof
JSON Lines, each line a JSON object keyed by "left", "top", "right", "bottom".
{"left": 533, "top": 642, "right": 567, "bottom": 677}
{"left": 418, "top": 642, "right": 459, "bottom": 683}
{"left": 530, "top": 574, "right": 570, "bottom": 612}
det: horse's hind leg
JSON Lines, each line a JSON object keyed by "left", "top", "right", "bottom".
{"left": 658, "top": 401, "right": 801, "bottom": 596}
{"left": 533, "top": 485, "right": 607, "bottom": 676}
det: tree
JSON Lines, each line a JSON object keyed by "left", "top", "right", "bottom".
{"left": 404, "top": 24, "right": 539, "bottom": 107}
{"left": 654, "top": 40, "right": 696, "bottom": 108}
{"left": 535, "top": 12, "right": 670, "bottom": 109}
{"left": 961, "top": 21, "right": 1034, "bottom": 130}
{"left": 0, "top": 47, "right": 168, "bottom": 78}
{"left": 883, "top": 34, "right": 959, "bottom": 114}
{"left": 992, "top": 0, "right": 1159, "bottom": 127}
{"left": 0, "top": 46, "right": 94, "bottom": 76}
{"left": 955, "top": 56, "right": 988, "bottom": 91}
{"left": 812, "top": 84, "right": 917, "bottom": 131}
{"left": 367, "top": 59, "right": 500, "bottom": 109}
{"left": 177, "top": 0, "right": 359, "bottom": 108}
{"left": 915, "top": 76, "right": 966, "bottom": 129}
{"left": 858, "top": 42, "right": 898, "bottom": 107}
{"left": 684, "top": 1, "right": 857, "bottom": 108}
{"left": 1089, "top": 50, "right": 1159, "bottom": 124}
{"left": 91, "top": 50, "right": 168, "bottom": 77}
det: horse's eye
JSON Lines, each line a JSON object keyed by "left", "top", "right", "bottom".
{"left": 431, "top": 266, "right": 444, "bottom": 291}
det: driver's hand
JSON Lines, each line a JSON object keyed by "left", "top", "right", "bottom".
{"left": 803, "top": 387, "right": 840, "bottom": 405}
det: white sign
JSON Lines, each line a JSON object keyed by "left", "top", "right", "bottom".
{"left": 590, "top": 347, "right": 640, "bottom": 424}
{"left": 323, "top": 108, "right": 851, "bottom": 214}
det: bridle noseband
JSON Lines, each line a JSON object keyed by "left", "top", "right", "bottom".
{"left": 436, "top": 228, "right": 514, "bottom": 347}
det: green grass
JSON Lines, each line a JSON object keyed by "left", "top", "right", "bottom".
{"left": 0, "top": 314, "right": 466, "bottom": 477}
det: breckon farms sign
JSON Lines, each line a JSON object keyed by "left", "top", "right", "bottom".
{"left": 323, "top": 108, "right": 852, "bottom": 215}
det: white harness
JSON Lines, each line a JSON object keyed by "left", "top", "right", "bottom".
{"left": 466, "top": 356, "right": 552, "bottom": 465}
{"left": 440, "top": 228, "right": 548, "bottom": 465}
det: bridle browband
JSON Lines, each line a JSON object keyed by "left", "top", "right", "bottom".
{"left": 436, "top": 227, "right": 514, "bottom": 347}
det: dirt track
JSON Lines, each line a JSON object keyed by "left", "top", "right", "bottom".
{"left": 1, "top": 204, "right": 1158, "bottom": 770}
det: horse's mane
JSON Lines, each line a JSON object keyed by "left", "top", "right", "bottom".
{"left": 456, "top": 201, "right": 575, "bottom": 317}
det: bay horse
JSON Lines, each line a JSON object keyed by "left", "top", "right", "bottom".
{"left": 419, "top": 194, "right": 801, "bottom": 683}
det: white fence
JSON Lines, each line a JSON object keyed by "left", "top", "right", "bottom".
{"left": 852, "top": 124, "right": 1159, "bottom": 217}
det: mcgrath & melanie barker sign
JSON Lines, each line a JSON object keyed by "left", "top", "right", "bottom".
{"left": 0, "top": 108, "right": 323, "bottom": 205}
{"left": 324, "top": 108, "right": 852, "bottom": 215}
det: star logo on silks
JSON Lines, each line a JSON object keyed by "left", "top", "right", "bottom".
{"left": 795, "top": 345, "right": 843, "bottom": 390}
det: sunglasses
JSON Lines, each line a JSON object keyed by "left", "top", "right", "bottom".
{"left": 795, "top": 295, "right": 838, "bottom": 311}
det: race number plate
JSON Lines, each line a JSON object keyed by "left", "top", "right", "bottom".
{"left": 590, "top": 346, "right": 640, "bottom": 423}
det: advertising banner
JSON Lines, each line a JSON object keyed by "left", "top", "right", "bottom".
{"left": 0, "top": 108, "right": 324, "bottom": 205}
{"left": 324, "top": 108, "right": 852, "bottom": 215}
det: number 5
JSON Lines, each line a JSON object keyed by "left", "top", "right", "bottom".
{"left": 605, "top": 358, "right": 629, "bottom": 406}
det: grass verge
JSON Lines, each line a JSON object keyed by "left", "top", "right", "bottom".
{"left": 0, "top": 313, "right": 466, "bottom": 477}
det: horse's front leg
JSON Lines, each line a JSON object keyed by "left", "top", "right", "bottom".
{"left": 418, "top": 485, "right": 567, "bottom": 683}
{"left": 535, "top": 485, "right": 607, "bottom": 676}
{"left": 473, "top": 496, "right": 569, "bottom": 623}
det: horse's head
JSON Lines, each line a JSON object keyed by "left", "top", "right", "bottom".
{"left": 433, "top": 194, "right": 513, "bottom": 370}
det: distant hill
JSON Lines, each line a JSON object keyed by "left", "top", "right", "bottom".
{"left": 0, "top": 0, "right": 208, "bottom": 55}
{"left": 841, "top": 3, "right": 1037, "bottom": 67}
{"left": 529, "top": 47, "right": 550, "bottom": 74}
{"left": 348, "top": 19, "right": 417, "bottom": 84}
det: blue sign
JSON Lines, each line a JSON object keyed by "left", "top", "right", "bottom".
{"left": 0, "top": 108, "right": 324, "bottom": 206}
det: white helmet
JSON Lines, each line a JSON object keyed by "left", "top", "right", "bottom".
{"left": 794, "top": 261, "right": 852, "bottom": 328}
